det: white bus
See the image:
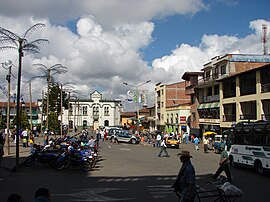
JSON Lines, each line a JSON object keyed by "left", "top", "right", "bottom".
{"left": 228, "top": 121, "right": 270, "bottom": 175}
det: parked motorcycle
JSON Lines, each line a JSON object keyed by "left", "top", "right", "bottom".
{"left": 24, "top": 144, "right": 60, "bottom": 168}
{"left": 55, "top": 146, "right": 92, "bottom": 172}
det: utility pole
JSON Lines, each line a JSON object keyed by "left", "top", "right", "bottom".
{"left": 60, "top": 84, "right": 63, "bottom": 138}
{"left": 74, "top": 99, "right": 76, "bottom": 133}
{"left": 68, "top": 92, "right": 70, "bottom": 133}
{"left": 5, "top": 60, "right": 12, "bottom": 154}
{"left": 29, "top": 81, "right": 33, "bottom": 135}
{"left": 46, "top": 69, "right": 50, "bottom": 129}
{"left": 40, "top": 90, "right": 44, "bottom": 135}
{"left": 262, "top": 24, "right": 268, "bottom": 55}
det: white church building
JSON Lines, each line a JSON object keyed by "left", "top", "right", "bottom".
{"left": 62, "top": 90, "right": 122, "bottom": 130}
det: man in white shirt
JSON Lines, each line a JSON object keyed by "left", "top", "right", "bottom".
{"left": 156, "top": 133, "right": 162, "bottom": 147}
{"left": 158, "top": 137, "right": 170, "bottom": 157}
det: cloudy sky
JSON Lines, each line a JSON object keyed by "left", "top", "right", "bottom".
{"left": 0, "top": 0, "right": 269, "bottom": 111}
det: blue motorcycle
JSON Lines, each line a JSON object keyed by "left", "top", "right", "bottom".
{"left": 55, "top": 147, "right": 92, "bottom": 172}
{"left": 24, "top": 144, "right": 60, "bottom": 168}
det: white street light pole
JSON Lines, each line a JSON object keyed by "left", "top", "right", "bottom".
{"left": 2, "top": 60, "right": 12, "bottom": 154}
{"left": 123, "top": 80, "right": 151, "bottom": 132}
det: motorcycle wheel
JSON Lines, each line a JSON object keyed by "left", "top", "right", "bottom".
{"left": 48, "top": 157, "right": 58, "bottom": 168}
{"left": 55, "top": 161, "right": 66, "bottom": 171}
{"left": 24, "top": 156, "right": 36, "bottom": 167}
{"left": 64, "top": 159, "right": 71, "bottom": 169}
{"left": 80, "top": 161, "right": 91, "bottom": 172}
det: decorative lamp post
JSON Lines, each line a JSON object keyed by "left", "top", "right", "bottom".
{"left": 123, "top": 80, "right": 151, "bottom": 132}
{"left": 2, "top": 60, "right": 12, "bottom": 154}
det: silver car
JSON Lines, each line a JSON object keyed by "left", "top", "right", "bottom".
{"left": 112, "top": 130, "right": 141, "bottom": 144}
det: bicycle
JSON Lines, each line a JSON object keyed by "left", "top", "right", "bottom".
{"left": 196, "top": 179, "right": 243, "bottom": 202}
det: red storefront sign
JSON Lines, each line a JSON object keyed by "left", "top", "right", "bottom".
{"left": 180, "top": 116, "right": 186, "bottom": 123}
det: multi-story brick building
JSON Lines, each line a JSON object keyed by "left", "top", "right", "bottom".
{"left": 155, "top": 81, "right": 191, "bottom": 134}
{"left": 182, "top": 54, "right": 270, "bottom": 136}
{"left": 181, "top": 72, "right": 203, "bottom": 137}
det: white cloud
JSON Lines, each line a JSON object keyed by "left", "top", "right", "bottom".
{"left": 0, "top": 0, "right": 206, "bottom": 28}
{"left": 151, "top": 19, "right": 269, "bottom": 85}
{"left": 0, "top": 0, "right": 269, "bottom": 111}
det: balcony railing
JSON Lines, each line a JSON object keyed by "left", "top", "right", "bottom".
{"left": 204, "top": 94, "right": 220, "bottom": 102}
{"left": 239, "top": 114, "right": 256, "bottom": 120}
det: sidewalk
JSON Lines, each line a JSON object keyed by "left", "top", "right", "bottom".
{"left": 0, "top": 135, "right": 44, "bottom": 173}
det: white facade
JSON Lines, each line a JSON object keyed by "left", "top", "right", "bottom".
{"left": 62, "top": 90, "right": 122, "bottom": 130}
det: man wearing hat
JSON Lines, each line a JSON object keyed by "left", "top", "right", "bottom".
{"left": 172, "top": 150, "right": 196, "bottom": 202}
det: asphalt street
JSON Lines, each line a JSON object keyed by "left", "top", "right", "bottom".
{"left": 0, "top": 139, "right": 269, "bottom": 202}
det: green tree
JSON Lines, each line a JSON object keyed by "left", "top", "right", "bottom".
{"left": 12, "top": 109, "right": 30, "bottom": 130}
{"left": 0, "top": 111, "right": 6, "bottom": 129}
{"left": 42, "top": 83, "right": 69, "bottom": 118}
{"left": 47, "top": 112, "right": 60, "bottom": 132}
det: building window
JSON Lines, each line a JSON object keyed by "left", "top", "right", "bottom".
{"left": 240, "top": 71, "right": 256, "bottom": 96}
{"left": 69, "top": 104, "right": 73, "bottom": 115}
{"left": 93, "top": 106, "right": 99, "bottom": 116}
{"left": 161, "top": 102, "right": 164, "bottom": 108}
{"left": 82, "top": 106, "right": 87, "bottom": 115}
{"left": 175, "top": 114, "right": 178, "bottom": 124}
{"left": 205, "top": 70, "right": 211, "bottom": 80}
{"left": 104, "top": 120, "right": 109, "bottom": 126}
{"left": 223, "top": 78, "right": 236, "bottom": 98}
{"left": 171, "top": 114, "right": 173, "bottom": 123}
{"left": 207, "top": 86, "right": 212, "bottom": 96}
{"left": 221, "top": 65, "right": 226, "bottom": 75}
{"left": 213, "top": 67, "right": 219, "bottom": 78}
{"left": 104, "top": 106, "right": 109, "bottom": 116}
{"left": 214, "top": 85, "right": 219, "bottom": 95}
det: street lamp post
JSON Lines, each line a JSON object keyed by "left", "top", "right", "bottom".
{"left": 123, "top": 80, "right": 151, "bottom": 132}
{"left": 2, "top": 60, "right": 12, "bottom": 154}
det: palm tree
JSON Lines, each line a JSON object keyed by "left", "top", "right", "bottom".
{"left": 33, "top": 63, "right": 67, "bottom": 129}
{"left": 0, "top": 23, "right": 48, "bottom": 169}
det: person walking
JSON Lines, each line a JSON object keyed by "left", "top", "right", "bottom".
{"left": 156, "top": 133, "right": 162, "bottom": 147}
{"left": 172, "top": 151, "right": 196, "bottom": 202}
{"left": 29, "top": 135, "right": 35, "bottom": 154}
{"left": 193, "top": 136, "right": 199, "bottom": 150}
{"left": 158, "top": 137, "right": 169, "bottom": 157}
{"left": 212, "top": 145, "right": 232, "bottom": 182}
{"left": 21, "top": 128, "right": 28, "bottom": 147}
{"left": 203, "top": 137, "right": 209, "bottom": 153}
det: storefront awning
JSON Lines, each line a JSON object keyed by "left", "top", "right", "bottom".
{"left": 197, "top": 102, "right": 220, "bottom": 109}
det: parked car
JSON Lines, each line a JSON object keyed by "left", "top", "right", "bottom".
{"left": 112, "top": 130, "right": 141, "bottom": 144}
{"left": 165, "top": 136, "right": 180, "bottom": 148}
{"left": 107, "top": 127, "right": 123, "bottom": 140}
